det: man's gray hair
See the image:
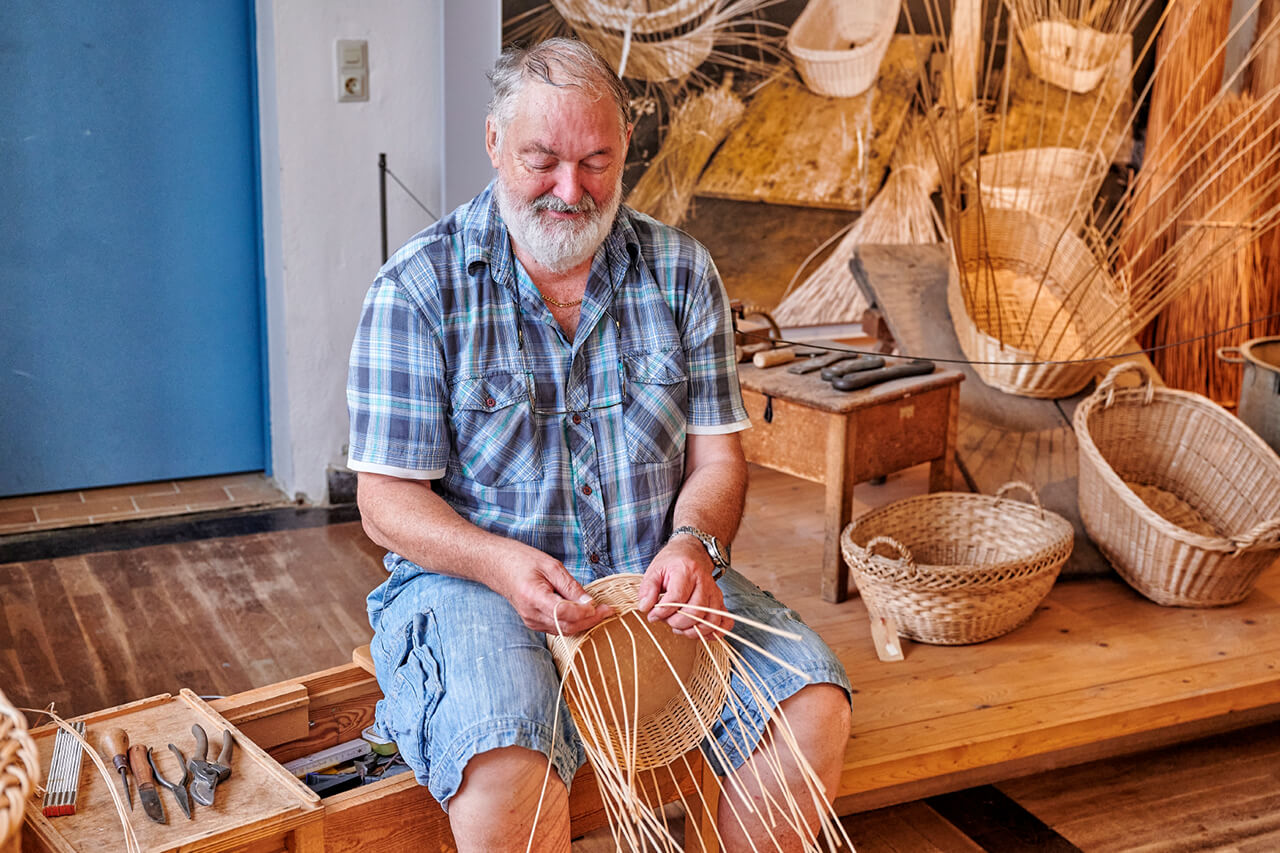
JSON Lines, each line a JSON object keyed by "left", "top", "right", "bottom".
{"left": 488, "top": 38, "right": 630, "bottom": 146}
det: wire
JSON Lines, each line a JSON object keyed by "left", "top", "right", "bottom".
{"left": 738, "top": 310, "right": 1280, "bottom": 367}
{"left": 384, "top": 165, "right": 439, "bottom": 222}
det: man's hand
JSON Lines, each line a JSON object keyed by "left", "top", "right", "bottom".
{"left": 637, "top": 536, "right": 734, "bottom": 639}
{"left": 498, "top": 548, "right": 613, "bottom": 636}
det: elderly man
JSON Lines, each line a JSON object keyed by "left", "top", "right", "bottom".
{"left": 347, "top": 37, "right": 851, "bottom": 851}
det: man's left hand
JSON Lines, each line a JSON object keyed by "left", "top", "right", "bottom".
{"left": 637, "top": 537, "right": 734, "bottom": 639}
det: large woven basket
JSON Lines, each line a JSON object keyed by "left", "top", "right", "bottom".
{"left": 948, "top": 206, "right": 1128, "bottom": 398}
{"left": 0, "top": 691, "right": 39, "bottom": 853}
{"left": 548, "top": 573, "right": 731, "bottom": 770}
{"left": 1074, "top": 363, "right": 1280, "bottom": 606}
{"left": 962, "top": 146, "right": 1107, "bottom": 226}
{"left": 552, "top": 0, "right": 718, "bottom": 82}
{"left": 839, "top": 482, "right": 1074, "bottom": 645}
{"left": 787, "top": 0, "right": 900, "bottom": 97}
{"left": 1014, "top": 19, "right": 1116, "bottom": 93}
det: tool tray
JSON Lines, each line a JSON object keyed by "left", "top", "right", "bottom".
{"left": 23, "top": 690, "right": 322, "bottom": 853}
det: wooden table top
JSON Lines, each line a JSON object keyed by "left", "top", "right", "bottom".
{"left": 737, "top": 355, "right": 964, "bottom": 416}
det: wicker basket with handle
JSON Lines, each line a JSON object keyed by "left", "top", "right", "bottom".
{"left": 0, "top": 689, "right": 39, "bottom": 853}
{"left": 1074, "top": 362, "right": 1280, "bottom": 606}
{"left": 839, "top": 482, "right": 1074, "bottom": 645}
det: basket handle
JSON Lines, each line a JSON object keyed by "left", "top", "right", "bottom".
{"left": 1216, "top": 345, "right": 1246, "bottom": 365}
{"left": 865, "top": 536, "right": 917, "bottom": 571}
{"left": 1094, "top": 362, "right": 1156, "bottom": 409}
{"left": 1230, "top": 518, "right": 1280, "bottom": 554}
{"left": 993, "top": 481, "right": 1045, "bottom": 519}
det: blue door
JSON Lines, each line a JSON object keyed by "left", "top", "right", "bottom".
{"left": 0, "top": 1, "right": 266, "bottom": 497}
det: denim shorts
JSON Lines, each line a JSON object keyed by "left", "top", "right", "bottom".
{"left": 365, "top": 556, "right": 851, "bottom": 810}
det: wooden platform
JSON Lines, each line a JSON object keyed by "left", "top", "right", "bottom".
{"left": 694, "top": 36, "right": 927, "bottom": 212}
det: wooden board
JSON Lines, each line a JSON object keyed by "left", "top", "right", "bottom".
{"left": 695, "top": 36, "right": 928, "bottom": 211}
{"left": 992, "top": 37, "right": 1134, "bottom": 164}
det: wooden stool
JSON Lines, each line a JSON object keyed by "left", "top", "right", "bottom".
{"left": 736, "top": 358, "right": 964, "bottom": 602}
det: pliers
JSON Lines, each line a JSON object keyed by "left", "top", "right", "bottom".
{"left": 148, "top": 745, "right": 194, "bottom": 820}
{"left": 188, "top": 724, "right": 234, "bottom": 807}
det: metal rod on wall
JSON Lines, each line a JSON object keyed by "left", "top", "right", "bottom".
{"left": 379, "top": 152, "right": 389, "bottom": 264}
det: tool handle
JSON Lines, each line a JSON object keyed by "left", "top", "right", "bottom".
{"left": 822, "top": 356, "right": 885, "bottom": 380}
{"left": 192, "top": 724, "right": 208, "bottom": 760}
{"left": 753, "top": 348, "right": 796, "bottom": 368}
{"left": 215, "top": 729, "right": 234, "bottom": 766}
{"left": 105, "top": 728, "right": 129, "bottom": 766}
{"left": 129, "top": 745, "right": 156, "bottom": 789}
{"left": 832, "top": 360, "right": 934, "bottom": 391}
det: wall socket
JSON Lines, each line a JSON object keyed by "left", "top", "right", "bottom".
{"left": 336, "top": 39, "right": 368, "bottom": 102}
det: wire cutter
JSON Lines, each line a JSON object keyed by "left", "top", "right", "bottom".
{"left": 188, "top": 724, "right": 234, "bottom": 807}
{"left": 147, "top": 745, "right": 193, "bottom": 820}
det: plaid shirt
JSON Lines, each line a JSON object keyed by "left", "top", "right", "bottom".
{"left": 347, "top": 183, "right": 748, "bottom": 583}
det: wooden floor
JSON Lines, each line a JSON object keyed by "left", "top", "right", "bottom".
{"left": 3, "top": 466, "right": 1280, "bottom": 851}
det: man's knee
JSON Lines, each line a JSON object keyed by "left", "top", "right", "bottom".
{"left": 454, "top": 745, "right": 562, "bottom": 803}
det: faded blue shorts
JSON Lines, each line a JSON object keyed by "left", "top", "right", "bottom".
{"left": 365, "top": 555, "right": 851, "bottom": 810}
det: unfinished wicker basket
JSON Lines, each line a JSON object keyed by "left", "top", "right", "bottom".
{"left": 1015, "top": 19, "right": 1115, "bottom": 93}
{"left": 1074, "top": 363, "right": 1280, "bottom": 607}
{"left": 787, "top": 0, "right": 900, "bottom": 97}
{"left": 551, "top": 0, "right": 718, "bottom": 81}
{"left": 548, "top": 573, "right": 731, "bottom": 770}
{"left": 839, "top": 482, "right": 1074, "bottom": 645}
{"left": 962, "top": 146, "right": 1107, "bottom": 225}
{"left": 1, "top": 690, "right": 39, "bottom": 853}
{"left": 947, "top": 206, "right": 1128, "bottom": 398}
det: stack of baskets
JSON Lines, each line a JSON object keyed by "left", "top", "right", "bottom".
{"left": 1, "top": 690, "right": 38, "bottom": 853}
{"left": 787, "top": 0, "right": 901, "bottom": 97}
{"left": 840, "top": 482, "right": 1074, "bottom": 646}
{"left": 1075, "top": 363, "right": 1280, "bottom": 606}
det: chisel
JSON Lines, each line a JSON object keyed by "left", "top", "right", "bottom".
{"left": 103, "top": 728, "right": 134, "bottom": 810}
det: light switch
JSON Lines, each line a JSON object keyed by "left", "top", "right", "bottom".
{"left": 336, "top": 39, "right": 368, "bottom": 103}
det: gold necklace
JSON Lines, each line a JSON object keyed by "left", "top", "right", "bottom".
{"left": 541, "top": 292, "right": 583, "bottom": 309}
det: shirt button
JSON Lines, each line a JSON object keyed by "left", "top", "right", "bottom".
{"left": 589, "top": 552, "right": 600, "bottom": 564}
{"left": 571, "top": 413, "right": 582, "bottom": 425}
{"left": 581, "top": 484, "right": 592, "bottom": 496}
{"left": 484, "top": 397, "right": 496, "bottom": 408}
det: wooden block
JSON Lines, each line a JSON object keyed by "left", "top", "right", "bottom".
{"left": 696, "top": 36, "right": 930, "bottom": 211}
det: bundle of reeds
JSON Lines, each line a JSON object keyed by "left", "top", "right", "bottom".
{"left": 625, "top": 81, "right": 744, "bottom": 226}
{"left": 771, "top": 106, "right": 985, "bottom": 328}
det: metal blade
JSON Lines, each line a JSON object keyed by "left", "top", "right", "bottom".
{"left": 139, "top": 787, "right": 166, "bottom": 824}
{"left": 174, "top": 786, "right": 194, "bottom": 820}
{"left": 117, "top": 767, "right": 133, "bottom": 810}
{"left": 190, "top": 776, "right": 216, "bottom": 807}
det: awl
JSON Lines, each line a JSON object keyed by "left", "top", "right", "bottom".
{"left": 129, "top": 744, "right": 166, "bottom": 824}
{"left": 103, "top": 728, "right": 133, "bottom": 810}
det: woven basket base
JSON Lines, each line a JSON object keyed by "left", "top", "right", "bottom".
{"left": 1127, "top": 482, "right": 1220, "bottom": 538}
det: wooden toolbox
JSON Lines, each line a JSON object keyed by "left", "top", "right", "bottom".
{"left": 23, "top": 651, "right": 715, "bottom": 852}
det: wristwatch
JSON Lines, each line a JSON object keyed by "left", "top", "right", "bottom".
{"left": 669, "top": 526, "right": 731, "bottom": 579}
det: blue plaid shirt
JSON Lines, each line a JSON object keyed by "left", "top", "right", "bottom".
{"left": 347, "top": 183, "right": 749, "bottom": 583}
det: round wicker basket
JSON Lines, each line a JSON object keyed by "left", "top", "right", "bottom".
{"left": 1015, "top": 19, "right": 1114, "bottom": 93}
{"left": 1074, "top": 363, "right": 1280, "bottom": 607}
{"left": 787, "top": 0, "right": 900, "bottom": 97}
{"left": 962, "top": 146, "right": 1107, "bottom": 225}
{"left": 552, "top": 0, "right": 717, "bottom": 82}
{"left": 948, "top": 206, "right": 1128, "bottom": 398}
{"left": 548, "top": 573, "right": 731, "bottom": 770}
{"left": 0, "top": 691, "right": 39, "bottom": 853}
{"left": 840, "top": 482, "right": 1074, "bottom": 645}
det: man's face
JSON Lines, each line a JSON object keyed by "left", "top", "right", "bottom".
{"left": 487, "top": 82, "right": 632, "bottom": 274}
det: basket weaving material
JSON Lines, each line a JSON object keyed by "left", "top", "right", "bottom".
{"left": 548, "top": 573, "right": 730, "bottom": 770}
{"left": 787, "top": 0, "right": 900, "bottom": 97}
{"left": 1015, "top": 19, "right": 1115, "bottom": 93}
{"left": 1074, "top": 363, "right": 1280, "bottom": 607}
{"left": 551, "top": 0, "right": 718, "bottom": 82}
{"left": 948, "top": 206, "right": 1127, "bottom": 398}
{"left": 0, "top": 690, "right": 39, "bottom": 853}
{"left": 839, "top": 482, "right": 1074, "bottom": 645}
{"left": 962, "top": 146, "right": 1107, "bottom": 225}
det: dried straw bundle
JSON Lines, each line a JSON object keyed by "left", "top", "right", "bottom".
{"left": 538, "top": 573, "right": 854, "bottom": 853}
{"left": 771, "top": 107, "right": 984, "bottom": 328}
{"left": 626, "top": 83, "right": 745, "bottom": 226}
{"left": 1150, "top": 94, "right": 1274, "bottom": 404}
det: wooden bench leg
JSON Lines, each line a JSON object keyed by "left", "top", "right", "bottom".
{"left": 928, "top": 383, "right": 960, "bottom": 493}
{"left": 822, "top": 413, "right": 858, "bottom": 603}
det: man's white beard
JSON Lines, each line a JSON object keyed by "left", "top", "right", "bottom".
{"left": 495, "top": 174, "right": 622, "bottom": 274}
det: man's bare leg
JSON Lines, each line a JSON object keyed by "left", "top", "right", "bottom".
{"left": 449, "top": 746, "right": 570, "bottom": 853}
{"left": 716, "top": 684, "right": 851, "bottom": 852}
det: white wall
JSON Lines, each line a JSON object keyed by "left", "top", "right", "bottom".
{"left": 255, "top": 0, "right": 499, "bottom": 503}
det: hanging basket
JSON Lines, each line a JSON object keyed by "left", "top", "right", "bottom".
{"left": 552, "top": 0, "right": 719, "bottom": 82}
{"left": 1015, "top": 19, "right": 1116, "bottom": 94}
{"left": 0, "top": 690, "right": 39, "bottom": 853}
{"left": 787, "top": 0, "right": 901, "bottom": 97}
{"left": 1074, "top": 363, "right": 1280, "bottom": 606}
{"left": 839, "top": 482, "right": 1074, "bottom": 645}
{"left": 548, "top": 573, "right": 731, "bottom": 770}
{"left": 962, "top": 146, "right": 1107, "bottom": 226}
{"left": 947, "top": 206, "right": 1128, "bottom": 398}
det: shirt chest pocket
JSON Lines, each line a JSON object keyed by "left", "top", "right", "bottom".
{"left": 623, "top": 349, "right": 689, "bottom": 465}
{"left": 448, "top": 371, "right": 543, "bottom": 486}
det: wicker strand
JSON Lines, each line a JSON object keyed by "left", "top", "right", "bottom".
{"left": 0, "top": 691, "right": 39, "bottom": 853}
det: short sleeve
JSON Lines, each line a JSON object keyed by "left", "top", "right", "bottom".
{"left": 346, "top": 276, "right": 449, "bottom": 478}
{"left": 679, "top": 247, "right": 749, "bottom": 434}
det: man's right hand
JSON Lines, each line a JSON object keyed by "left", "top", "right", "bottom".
{"left": 498, "top": 549, "right": 613, "bottom": 636}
